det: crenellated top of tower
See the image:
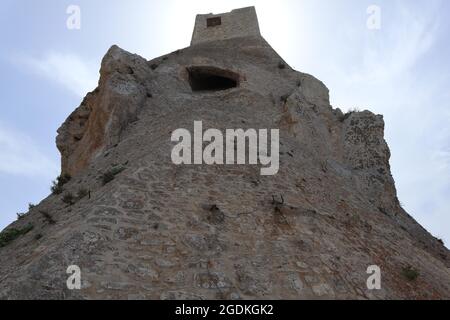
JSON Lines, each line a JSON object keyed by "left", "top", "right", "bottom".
{"left": 191, "top": 6, "right": 261, "bottom": 45}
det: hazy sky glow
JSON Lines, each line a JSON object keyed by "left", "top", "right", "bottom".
{"left": 0, "top": 0, "right": 449, "bottom": 246}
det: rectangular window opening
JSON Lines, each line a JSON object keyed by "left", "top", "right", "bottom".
{"left": 207, "top": 17, "right": 222, "bottom": 28}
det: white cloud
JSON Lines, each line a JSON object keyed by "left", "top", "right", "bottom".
{"left": 16, "top": 52, "right": 98, "bottom": 97}
{"left": 0, "top": 124, "right": 59, "bottom": 178}
{"left": 328, "top": 3, "right": 440, "bottom": 109}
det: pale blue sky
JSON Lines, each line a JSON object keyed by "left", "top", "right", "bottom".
{"left": 0, "top": 0, "right": 449, "bottom": 245}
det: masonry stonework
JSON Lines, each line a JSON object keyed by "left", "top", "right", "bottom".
{"left": 0, "top": 7, "right": 449, "bottom": 300}
{"left": 191, "top": 7, "right": 261, "bottom": 45}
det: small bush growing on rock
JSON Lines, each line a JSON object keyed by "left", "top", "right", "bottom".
{"left": 339, "top": 108, "right": 361, "bottom": 122}
{"left": 62, "top": 193, "right": 75, "bottom": 206}
{"left": 16, "top": 212, "right": 26, "bottom": 220}
{"left": 39, "top": 210, "right": 56, "bottom": 225}
{"left": 77, "top": 188, "right": 89, "bottom": 199}
{"left": 101, "top": 172, "right": 115, "bottom": 185}
{"left": 0, "top": 224, "right": 34, "bottom": 248}
{"left": 278, "top": 61, "right": 286, "bottom": 69}
{"left": 28, "top": 203, "right": 36, "bottom": 210}
{"left": 339, "top": 113, "right": 350, "bottom": 122}
{"left": 340, "top": 112, "right": 354, "bottom": 122}
{"left": 51, "top": 174, "right": 71, "bottom": 195}
{"left": 402, "top": 266, "right": 420, "bottom": 281}
{"left": 101, "top": 166, "right": 126, "bottom": 186}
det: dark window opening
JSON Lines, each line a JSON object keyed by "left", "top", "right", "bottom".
{"left": 187, "top": 66, "right": 239, "bottom": 92}
{"left": 207, "top": 17, "right": 222, "bottom": 28}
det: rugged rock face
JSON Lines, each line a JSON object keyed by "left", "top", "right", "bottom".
{"left": 56, "top": 46, "right": 152, "bottom": 177}
{"left": 1, "top": 34, "right": 449, "bottom": 299}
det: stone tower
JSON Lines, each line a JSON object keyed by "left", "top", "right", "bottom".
{"left": 191, "top": 6, "right": 261, "bottom": 45}
{"left": 0, "top": 7, "right": 449, "bottom": 300}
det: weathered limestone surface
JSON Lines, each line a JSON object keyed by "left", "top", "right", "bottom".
{"left": 56, "top": 46, "right": 151, "bottom": 177}
{"left": 1, "top": 34, "right": 449, "bottom": 300}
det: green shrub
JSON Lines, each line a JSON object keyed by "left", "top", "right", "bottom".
{"left": 61, "top": 188, "right": 89, "bottom": 207}
{"left": 28, "top": 203, "right": 36, "bottom": 210}
{"left": 51, "top": 174, "right": 71, "bottom": 195}
{"left": 101, "top": 166, "right": 126, "bottom": 186}
{"left": 402, "top": 266, "right": 420, "bottom": 281}
{"left": 0, "top": 224, "right": 34, "bottom": 248}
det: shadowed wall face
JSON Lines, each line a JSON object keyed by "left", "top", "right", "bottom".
{"left": 191, "top": 7, "right": 261, "bottom": 45}
{"left": 187, "top": 66, "right": 240, "bottom": 92}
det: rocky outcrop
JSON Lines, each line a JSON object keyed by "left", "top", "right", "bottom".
{"left": 56, "top": 46, "right": 151, "bottom": 177}
{"left": 1, "top": 34, "right": 449, "bottom": 300}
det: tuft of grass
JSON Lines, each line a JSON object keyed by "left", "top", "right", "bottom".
{"left": 77, "top": 188, "right": 89, "bottom": 200}
{"left": 51, "top": 174, "right": 71, "bottom": 195}
{"left": 339, "top": 108, "right": 361, "bottom": 122}
{"left": 101, "top": 166, "right": 126, "bottom": 186}
{"left": 61, "top": 188, "right": 90, "bottom": 207}
{"left": 28, "top": 203, "right": 36, "bottom": 210}
{"left": 0, "top": 224, "right": 34, "bottom": 248}
{"left": 39, "top": 210, "right": 56, "bottom": 225}
{"left": 402, "top": 266, "right": 420, "bottom": 281}
{"left": 16, "top": 212, "right": 26, "bottom": 220}
{"left": 340, "top": 112, "right": 353, "bottom": 122}
{"left": 62, "top": 192, "right": 75, "bottom": 206}
{"left": 101, "top": 172, "right": 115, "bottom": 185}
